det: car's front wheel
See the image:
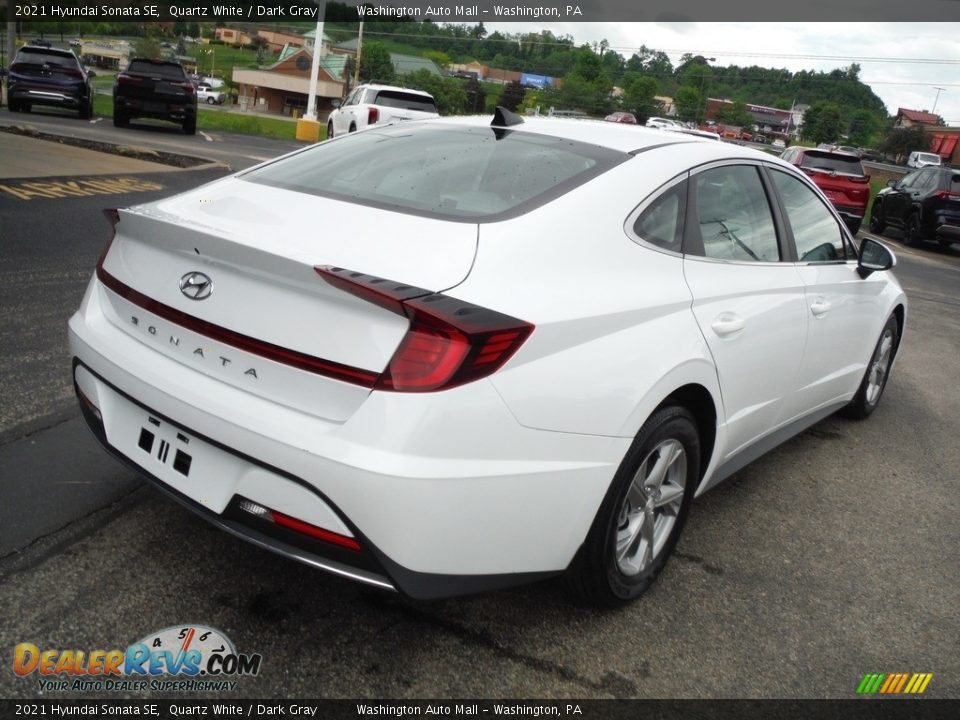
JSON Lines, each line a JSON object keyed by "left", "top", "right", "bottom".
{"left": 869, "top": 206, "right": 886, "bottom": 234}
{"left": 566, "top": 405, "right": 699, "bottom": 606}
{"left": 206, "top": 97, "right": 216, "bottom": 105}
{"left": 842, "top": 314, "right": 899, "bottom": 420}
{"left": 327, "top": 122, "right": 334, "bottom": 139}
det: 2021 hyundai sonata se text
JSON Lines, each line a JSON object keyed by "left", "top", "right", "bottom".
{"left": 68, "top": 109, "right": 906, "bottom": 605}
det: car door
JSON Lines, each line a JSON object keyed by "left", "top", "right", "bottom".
{"left": 682, "top": 163, "right": 809, "bottom": 459}
{"left": 882, "top": 169, "right": 925, "bottom": 227}
{"left": 766, "top": 167, "right": 888, "bottom": 418}
{"left": 334, "top": 87, "right": 361, "bottom": 135}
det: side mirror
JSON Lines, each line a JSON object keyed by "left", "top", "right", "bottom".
{"left": 87, "top": 69, "right": 97, "bottom": 78}
{"left": 886, "top": 179, "right": 898, "bottom": 188}
{"left": 857, "top": 237, "right": 896, "bottom": 278}
{"left": 331, "top": 98, "right": 341, "bottom": 108}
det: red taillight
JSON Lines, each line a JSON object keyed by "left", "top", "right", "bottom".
{"left": 315, "top": 266, "right": 534, "bottom": 392}
{"left": 116, "top": 74, "right": 142, "bottom": 85}
{"left": 934, "top": 190, "right": 960, "bottom": 199}
{"left": 368, "top": 107, "right": 379, "bottom": 124}
{"left": 175, "top": 82, "right": 196, "bottom": 95}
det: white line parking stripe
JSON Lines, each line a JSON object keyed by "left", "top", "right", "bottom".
{"left": 90, "top": 118, "right": 103, "bottom": 124}
{"left": 199, "top": 132, "right": 213, "bottom": 142}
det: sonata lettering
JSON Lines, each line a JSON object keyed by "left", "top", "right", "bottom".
{"left": 128, "top": 315, "right": 259, "bottom": 379}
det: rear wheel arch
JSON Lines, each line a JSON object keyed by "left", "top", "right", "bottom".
{"left": 657, "top": 384, "right": 717, "bottom": 482}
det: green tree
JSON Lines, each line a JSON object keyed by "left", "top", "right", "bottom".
{"left": 359, "top": 42, "right": 395, "bottom": 84}
{"left": 498, "top": 80, "right": 526, "bottom": 112}
{"left": 131, "top": 36, "right": 162, "bottom": 60}
{"left": 424, "top": 50, "right": 451, "bottom": 70}
{"left": 620, "top": 73, "right": 658, "bottom": 122}
{"left": 715, "top": 100, "right": 752, "bottom": 128}
{"left": 402, "top": 69, "right": 467, "bottom": 115}
{"left": 847, "top": 109, "right": 878, "bottom": 147}
{"left": 802, "top": 101, "right": 842, "bottom": 144}
{"left": 463, "top": 77, "right": 487, "bottom": 114}
{"left": 674, "top": 86, "right": 703, "bottom": 122}
{"left": 881, "top": 126, "right": 930, "bottom": 162}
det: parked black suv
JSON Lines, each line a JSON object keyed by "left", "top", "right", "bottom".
{"left": 869, "top": 166, "right": 960, "bottom": 246}
{"left": 113, "top": 58, "right": 197, "bottom": 135}
{"left": 7, "top": 46, "right": 94, "bottom": 118}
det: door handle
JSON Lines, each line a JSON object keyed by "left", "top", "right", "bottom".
{"left": 811, "top": 298, "right": 832, "bottom": 317}
{"left": 711, "top": 312, "right": 745, "bottom": 337}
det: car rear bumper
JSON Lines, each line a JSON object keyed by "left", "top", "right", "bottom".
{"left": 115, "top": 96, "right": 196, "bottom": 121}
{"left": 9, "top": 82, "right": 86, "bottom": 107}
{"left": 68, "top": 276, "right": 627, "bottom": 598}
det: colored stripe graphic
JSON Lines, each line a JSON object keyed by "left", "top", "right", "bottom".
{"left": 857, "top": 672, "right": 932, "bottom": 694}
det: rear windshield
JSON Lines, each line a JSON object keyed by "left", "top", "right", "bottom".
{"left": 126, "top": 60, "right": 187, "bottom": 80}
{"left": 371, "top": 90, "right": 437, "bottom": 114}
{"left": 16, "top": 48, "right": 79, "bottom": 68}
{"left": 800, "top": 151, "right": 865, "bottom": 176}
{"left": 917, "top": 153, "right": 941, "bottom": 163}
{"left": 242, "top": 124, "right": 627, "bottom": 222}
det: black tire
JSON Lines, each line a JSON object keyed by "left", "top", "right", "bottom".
{"left": 79, "top": 99, "right": 92, "bottom": 120}
{"left": 327, "top": 122, "right": 334, "bottom": 139}
{"left": 869, "top": 206, "right": 886, "bottom": 234}
{"left": 183, "top": 117, "right": 197, "bottom": 135}
{"left": 112, "top": 108, "right": 128, "bottom": 128}
{"left": 841, "top": 314, "right": 899, "bottom": 420}
{"left": 903, "top": 213, "right": 921, "bottom": 247}
{"left": 206, "top": 97, "right": 216, "bottom": 105}
{"left": 8, "top": 99, "right": 20, "bottom": 112}
{"left": 565, "top": 405, "right": 700, "bottom": 606}
{"left": 22, "top": 103, "right": 31, "bottom": 113}
{"left": 348, "top": 123, "right": 357, "bottom": 133}
{"left": 847, "top": 217, "right": 862, "bottom": 235}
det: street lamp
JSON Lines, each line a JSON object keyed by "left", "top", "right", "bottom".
{"left": 202, "top": 48, "right": 214, "bottom": 79}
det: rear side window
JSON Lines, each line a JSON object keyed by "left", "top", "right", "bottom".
{"left": 951, "top": 174, "right": 960, "bottom": 193}
{"left": 693, "top": 166, "right": 780, "bottom": 262}
{"left": 126, "top": 60, "right": 187, "bottom": 80}
{"left": 800, "top": 151, "right": 865, "bottom": 177}
{"left": 243, "top": 124, "right": 627, "bottom": 222}
{"left": 372, "top": 90, "right": 437, "bottom": 114}
{"left": 632, "top": 181, "right": 686, "bottom": 253}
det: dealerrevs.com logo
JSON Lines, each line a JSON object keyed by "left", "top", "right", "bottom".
{"left": 13, "top": 625, "right": 262, "bottom": 693}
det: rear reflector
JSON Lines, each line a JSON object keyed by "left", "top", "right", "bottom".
{"left": 238, "top": 499, "right": 361, "bottom": 551}
{"left": 316, "top": 266, "right": 534, "bottom": 392}
{"left": 368, "top": 107, "right": 379, "bottom": 125}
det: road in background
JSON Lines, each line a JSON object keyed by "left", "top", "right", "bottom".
{"left": 0, "top": 128, "right": 957, "bottom": 700}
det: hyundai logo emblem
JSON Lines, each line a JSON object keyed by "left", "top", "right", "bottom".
{"left": 179, "top": 271, "right": 213, "bottom": 301}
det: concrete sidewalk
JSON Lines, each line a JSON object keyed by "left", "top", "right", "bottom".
{"left": 0, "top": 132, "right": 178, "bottom": 179}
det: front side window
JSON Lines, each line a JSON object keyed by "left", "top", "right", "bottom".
{"left": 693, "top": 166, "right": 780, "bottom": 262}
{"left": 770, "top": 170, "right": 850, "bottom": 262}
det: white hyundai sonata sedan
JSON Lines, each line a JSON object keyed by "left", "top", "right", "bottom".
{"left": 69, "top": 109, "right": 906, "bottom": 605}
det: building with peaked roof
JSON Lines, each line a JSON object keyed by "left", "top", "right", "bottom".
{"left": 232, "top": 47, "right": 346, "bottom": 117}
{"left": 895, "top": 107, "right": 942, "bottom": 129}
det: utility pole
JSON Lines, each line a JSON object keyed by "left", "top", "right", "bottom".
{"left": 297, "top": 0, "right": 326, "bottom": 142}
{"left": 932, "top": 87, "right": 946, "bottom": 115}
{"left": 353, "top": 20, "right": 363, "bottom": 88}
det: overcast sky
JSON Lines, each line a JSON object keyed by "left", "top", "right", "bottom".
{"left": 483, "top": 22, "right": 960, "bottom": 125}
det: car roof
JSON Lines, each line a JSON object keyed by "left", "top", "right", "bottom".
{"left": 427, "top": 115, "right": 775, "bottom": 158}
{"left": 358, "top": 83, "right": 433, "bottom": 97}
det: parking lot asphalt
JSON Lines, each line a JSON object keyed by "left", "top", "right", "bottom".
{"left": 0, "top": 133, "right": 179, "bottom": 179}
{"left": 0, "top": 132, "right": 957, "bottom": 701}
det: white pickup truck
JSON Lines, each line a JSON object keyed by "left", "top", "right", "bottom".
{"left": 327, "top": 83, "right": 439, "bottom": 138}
{"left": 197, "top": 83, "right": 226, "bottom": 105}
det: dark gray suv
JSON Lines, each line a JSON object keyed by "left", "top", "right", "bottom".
{"left": 7, "top": 46, "right": 94, "bottom": 119}
{"left": 869, "top": 166, "right": 960, "bottom": 246}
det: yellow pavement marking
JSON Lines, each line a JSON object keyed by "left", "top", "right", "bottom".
{"left": 0, "top": 176, "right": 165, "bottom": 200}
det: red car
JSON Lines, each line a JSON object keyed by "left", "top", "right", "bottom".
{"left": 778, "top": 147, "right": 871, "bottom": 233}
{"left": 604, "top": 111, "right": 637, "bottom": 124}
